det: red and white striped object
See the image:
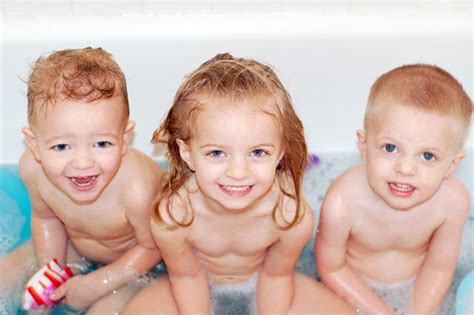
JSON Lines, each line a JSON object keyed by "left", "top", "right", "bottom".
{"left": 22, "top": 258, "right": 74, "bottom": 310}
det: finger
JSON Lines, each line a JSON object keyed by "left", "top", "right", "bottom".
{"left": 50, "top": 283, "right": 67, "bottom": 301}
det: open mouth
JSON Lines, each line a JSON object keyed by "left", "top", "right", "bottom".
{"left": 388, "top": 182, "right": 415, "bottom": 197}
{"left": 69, "top": 176, "right": 98, "bottom": 191}
{"left": 219, "top": 184, "right": 253, "bottom": 197}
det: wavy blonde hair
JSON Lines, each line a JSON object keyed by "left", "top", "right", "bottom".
{"left": 152, "top": 53, "right": 307, "bottom": 230}
{"left": 27, "top": 47, "right": 129, "bottom": 125}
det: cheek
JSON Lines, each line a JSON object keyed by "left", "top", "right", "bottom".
{"left": 368, "top": 158, "right": 387, "bottom": 175}
{"left": 101, "top": 154, "right": 123, "bottom": 172}
{"left": 418, "top": 167, "right": 446, "bottom": 186}
{"left": 254, "top": 164, "right": 278, "bottom": 181}
{"left": 196, "top": 163, "right": 222, "bottom": 181}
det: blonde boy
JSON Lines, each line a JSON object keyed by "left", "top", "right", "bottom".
{"left": 3, "top": 47, "right": 162, "bottom": 313}
{"left": 315, "top": 64, "right": 472, "bottom": 314}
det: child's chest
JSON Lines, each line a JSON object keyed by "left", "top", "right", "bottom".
{"left": 41, "top": 189, "right": 130, "bottom": 238}
{"left": 350, "top": 203, "right": 445, "bottom": 251}
{"left": 190, "top": 215, "right": 279, "bottom": 256}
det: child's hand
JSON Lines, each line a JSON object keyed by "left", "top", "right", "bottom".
{"left": 22, "top": 259, "right": 73, "bottom": 311}
{"left": 50, "top": 273, "right": 103, "bottom": 310}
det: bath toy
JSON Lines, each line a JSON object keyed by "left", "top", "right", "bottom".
{"left": 22, "top": 258, "right": 74, "bottom": 310}
{"left": 456, "top": 270, "right": 474, "bottom": 315}
{"left": 306, "top": 153, "right": 320, "bottom": 170}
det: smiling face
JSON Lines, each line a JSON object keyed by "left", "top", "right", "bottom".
{"left": 358, "top": 102, "right": 465, "bottom": 211}
{"left": 177, "top": 96, "right": 284, "bottom": 213}
{"left": 23, "top": 97, "right": 134, "bottom": 204}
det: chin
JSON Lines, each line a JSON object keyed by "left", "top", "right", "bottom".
{"left": 62, "top": 183, "right": 103, "bottom": 205}
{"left": 383, "top": 196, "right": 424, "bottom": 211}
{"left": 68, "top": 192, "right": 101, "bottom": 205}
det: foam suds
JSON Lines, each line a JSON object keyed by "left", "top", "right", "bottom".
{"left": 1, "top": 155, "right": 472, "bottom": 314}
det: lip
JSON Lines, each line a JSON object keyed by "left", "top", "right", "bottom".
{"left": 388, "top": 182, "right": 416, "bottom": 197}
{"left": 68, "top": 176, "right": 98, "bottom": 192}
{"left": 219, "top": 184, "right": 253, "bottom": 198}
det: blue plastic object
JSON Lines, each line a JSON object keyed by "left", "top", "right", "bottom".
{"left": 0, "top": 165, "right": 32, "bottom": 251}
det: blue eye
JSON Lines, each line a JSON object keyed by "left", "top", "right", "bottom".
{"left": 209, "top": 150, "right": 224, "bottom": 158}
{"left": 250, "top": 149, "right": 266, "bottom": 158}
{"left": 52, "top": 144, "right": 69, "bottom": 151}
{"left": 384, "top": 144, "right": 397, "bottom": 153}
{"left": 95, "top": 141, "right": 111, "bottom": 149}
{"left": 422, "top": 152, "right": 435, "bottom": 161}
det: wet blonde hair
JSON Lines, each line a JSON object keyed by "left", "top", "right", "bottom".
{"left": 153, "top": 53, "right": 307, "bottom": 230}
{"left": 27, "top": 47, "right": 129, "bottom": 125}
{"left": 365, "top": 64, "right": 472, "bottom": 136}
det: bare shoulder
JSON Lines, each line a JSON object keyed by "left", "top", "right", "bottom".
{"left": 121, "top": 148, "right": 164, "bottom": 209}
{"left": 151, "top": 192, "right": 190, "bottom": 245}
{"left": 123, "top": 148, "right": 163, "bottom": 181}
{"left": 320, "top": 164, "right": 365, "bottom": 218}
{"left": 327, "top": 164, "right": 366, "bottom": 194}
{"left": 278, "top": 194, "right": 314, "bottom": 243}
{"left": 18, "top": 149, "right": 41, "bottom": 188}
{"left": 437, "top": 176, "right": 470, "bottom": 218}
{"left": 18, "top": 150, "right": 53, "bottom": 216}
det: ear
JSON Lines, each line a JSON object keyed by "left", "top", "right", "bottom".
{"left": 278, "top": 150, "right": 285, "bottom": 164}
{"left": 121, "top": 121, "right": 135, "bottom": 156}
{"left": 22, "top": 127, "right": 41, "bottom": 161}
{"left": 176, "top": 139, "right": 194, "bottom": 171}
{"left": 443, "top": 150, "right": 465, "bottom": 179}
{"left": 356, "top": 129, "right": 367, "bottom": 160}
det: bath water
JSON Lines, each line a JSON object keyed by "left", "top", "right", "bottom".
{"left": 1, "top": 153, "right": 473, "bottom": 314}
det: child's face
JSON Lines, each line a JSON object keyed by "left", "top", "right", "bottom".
{"left": 178, "top": 97, "right": 284, "bottom": 212}
{"left": 358, "top": 102, "right": 464, "bottom": 211}
{"left": 23, "top": 98, "right": 134, "bottom": 204}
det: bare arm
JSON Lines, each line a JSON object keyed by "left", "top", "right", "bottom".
{"left": 125, "top": 154, "right": 163, "bottom": 249}
{"left": 20, "top": 152, "right": 68, "bottom": 266}
{"left": 51, "top": 165, "right": 163, "bottom": 309}
{"left": 315, "top": 187, "right": 392, "bottom": 314}
{"left": 409, "top": 187, "right": 469, "bottom": 314}
{"left": 257, "top": 202, "right": 313, "bottom": 314}
{"left": 51, "top": 242, "right": 161, "bottom": 309}
{"left": 126, "top": 197, "right": 157, "bottom": 249}
{"left": 152, "top": 222, "right": 211, "bottom": 315}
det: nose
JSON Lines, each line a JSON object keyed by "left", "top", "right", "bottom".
{"left": 395, "top": 156, "right": 417, "bottom": 176}
{"left": 71, "top": 149, "right": 94, "bottom": 170}
{"left": 225, "top": 157, "right": 251, "bottom": 180}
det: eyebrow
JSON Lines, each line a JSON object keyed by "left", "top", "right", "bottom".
{"left": 199, "top": 143, "right": 276, "bottom": 149}
{"left": 45, "top": 133, "right": 119, "bottom": 143}
{"left": 45, "top": 134, "right": 71, "bottom": 144}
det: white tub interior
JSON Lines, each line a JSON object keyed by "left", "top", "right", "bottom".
{"left": 0, "top": 3, "right": 473, "bottom": 313}
{"left": 1, "top": 2, "right": 472, "bottom": 189}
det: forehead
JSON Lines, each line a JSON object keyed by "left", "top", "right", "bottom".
{"left": 368, "top": 102, "right": 463, "bottom": 148}
{"left": 31, "top": 97, "right": 127, "bottom": 132}
{"left": 192, "top": 96, "right": 281, "bottom": 144}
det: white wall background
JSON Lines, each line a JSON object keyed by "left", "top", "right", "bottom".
{"left": 1, "top": 1, "right": 472, "bottom": 165}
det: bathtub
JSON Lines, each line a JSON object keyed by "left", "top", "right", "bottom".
{"left": 1, "top": 2, "right": 473, "bottom": 314}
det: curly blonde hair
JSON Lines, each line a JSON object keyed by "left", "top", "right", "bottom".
{"left": 153, "top": 53, "right": 307, "bottom": 230}
{"left": 27, "top": 47, "right": 129, "bottom": 125}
